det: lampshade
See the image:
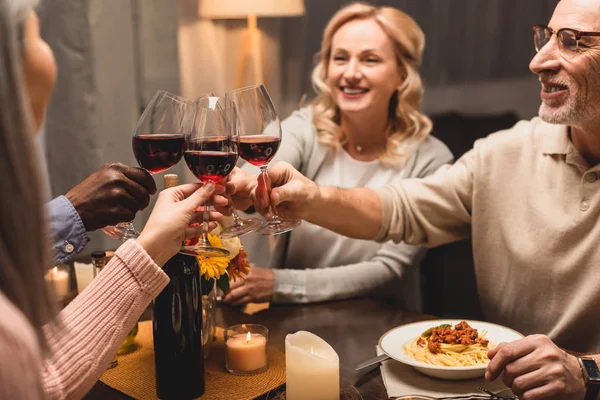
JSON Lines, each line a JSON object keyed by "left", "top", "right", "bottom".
{"left": 198, "top": 0, "right": 305, "bottom": 19}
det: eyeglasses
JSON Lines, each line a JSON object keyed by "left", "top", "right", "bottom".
{"left": 533, "top": 24, "right": 600, "bottom": 59}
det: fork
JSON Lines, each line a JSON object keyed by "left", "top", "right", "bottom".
{"left": 477, "top": 387, "right": 517, "bottom": 399}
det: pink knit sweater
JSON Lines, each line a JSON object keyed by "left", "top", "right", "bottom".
{"left": 0, "top": 239, "right": 169, "bottom": 399}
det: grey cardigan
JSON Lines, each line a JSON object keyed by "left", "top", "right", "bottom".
{"left": 240, "top": 107, "right": 453, "bottom": 310}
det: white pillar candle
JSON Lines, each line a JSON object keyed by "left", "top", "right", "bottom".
{"left": 45, "top": 266, "right": 70, "bottom": 299}
{"left": 74, "top": 262, "right": 95, "bottom": 293}
{"left": 285, "top": 331, "right": 339, "bottom": 400}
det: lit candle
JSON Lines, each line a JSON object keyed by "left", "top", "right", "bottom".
{"left": 45, "top": 266, "right": 70, "bottom": 299}
{"left": 225, "top": 324, "right": 268, "bottom": 375}
{"left": 285, "top": 331, "right": 339, "bottom": 400}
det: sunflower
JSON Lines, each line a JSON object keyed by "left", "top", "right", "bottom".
{"left": 197, "top": 256, "right": 229, "bottom": 280}
{"left": 197, "top": 234, "right": 229, "bottom": 280}
{"left": 207, "top": 234, "right": 222, "bottom": 249}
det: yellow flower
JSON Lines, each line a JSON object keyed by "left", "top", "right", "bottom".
{"left": 198, "top": 255, "right": 229, "bottom": 280}
{"left": 196, "top": 234, "right": 228, "bottom": 280}
{"left": 208, "top": 234, "right": 222, "bottom": 249}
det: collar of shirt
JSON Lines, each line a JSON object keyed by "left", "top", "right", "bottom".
{"left": 538, "top": 122, "right": 594, "bottom": 171}
{"left": 539, "top": 122, "right": 570, "bottom": 156}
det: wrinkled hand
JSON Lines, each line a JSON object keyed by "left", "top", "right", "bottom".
{"left": 65, "top": 162, "right": 157, "bottom": 231}
{"left": 213, "top": 167, "right": 258, "bottom": 215}
{"left": 222, "top": 266, "right": 274, "bottom": 305}
{"left": 255, "top": 161, "right": 318, "bottom": 221}
{"left": 137, "top": 182, "right": 224, "bottom": 266}
{"left": 486, "top": 334, "right": 585, "bottom": 399}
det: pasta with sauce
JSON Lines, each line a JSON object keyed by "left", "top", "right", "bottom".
{"left": 403, "top": 321, "right": 495, "bottom": 366}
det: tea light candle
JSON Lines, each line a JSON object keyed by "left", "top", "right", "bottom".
{"left": 45, "top": 266, "right": 70, "bottom": 299}
{"left": 285, "top": 331, "right": 339, "bottom": 400}
{"left": 225, "top": 324, "right": 268, "bottom": 375}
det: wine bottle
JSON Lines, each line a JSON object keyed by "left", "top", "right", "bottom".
{"left": 153, "top": 174, "right": 205, "bottom": 399}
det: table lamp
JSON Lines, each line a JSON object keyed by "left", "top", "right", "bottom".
{"left": 198, "top": 0, "right": 305, "bottom": 87}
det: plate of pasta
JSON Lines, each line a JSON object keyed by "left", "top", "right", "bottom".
{"left": 379, "top": 320, "right": 523, "bottom": 380}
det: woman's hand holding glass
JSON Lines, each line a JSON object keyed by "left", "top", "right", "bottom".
{"left": 137, "top": 183, "right": 224, "bottom": 267}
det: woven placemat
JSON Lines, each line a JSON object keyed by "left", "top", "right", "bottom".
{"left": 100, "top": 321, "right": 285, "bottom": 400}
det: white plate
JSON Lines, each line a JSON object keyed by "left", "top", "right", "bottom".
{"left": 379, "top": 319, "right": 524, "bottom": 380}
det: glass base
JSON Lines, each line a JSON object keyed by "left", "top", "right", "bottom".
{"left": 256, "top": 219, "right": 301, "bottom": 235}
{"left": 220, "top": 218, "right": 264, "bottom": 239}
{"left": 102, "top": 222, "right": 140, "bottom": 241}
{"left": 107, "top": 357, "right": 118, "bottom": 369}
{"left": 180, "top": 243, "right": 230, "bottom": 257}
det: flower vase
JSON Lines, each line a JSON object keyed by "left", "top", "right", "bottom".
{"left": 201, "top": 279, "right": 217, "bottom": 359}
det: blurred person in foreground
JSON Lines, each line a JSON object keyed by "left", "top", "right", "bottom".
{"left": 224, "top": 2, "right": 452, "bottom": 311}
{"left": 226, "top": 0, "right": 600, "bottom": 398}
{"left": 0, "top": 0, "right": 224, "bottom": 397}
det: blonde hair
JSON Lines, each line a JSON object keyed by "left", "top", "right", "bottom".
{"left": 311, "top": 2, "right": 432, "bottom": 165}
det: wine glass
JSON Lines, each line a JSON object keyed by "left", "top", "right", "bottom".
{"left": 102, "top": 90, "right": 194, "bottom": 241}
{"left": 225, "top": 84, "right": 300, "bottom": 235}
{"left": 195, "top": 94, "right": 264, "bottom": 239}
{"left": 181, "top": 104, "right": 239, "bottom": 257}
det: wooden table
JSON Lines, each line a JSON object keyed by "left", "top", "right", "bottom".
{"left": 85, "top": 298, "right": 435, "bottom": 399}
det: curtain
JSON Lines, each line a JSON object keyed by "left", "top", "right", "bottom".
{"left": 278, "top": 0, "right": 556, "bottom": 117}
{"left": 40, "top": 0, "right": 181, "bottom": 253}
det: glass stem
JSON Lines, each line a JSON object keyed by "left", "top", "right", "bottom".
{"left": 199, "top": 199, "right": 212, "bottom": 247}
{"left": 226, "top": 193, "right": 243, "bottom": 227}
{"left": 260, "top": 166, "right": 282, "bottom": 225}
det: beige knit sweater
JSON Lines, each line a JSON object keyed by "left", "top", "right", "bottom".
{"left": 0, "top": 239, "right": 169, "bottom": 399}
{"left": 376, "top": 117, "right": 600, "bottom": 353}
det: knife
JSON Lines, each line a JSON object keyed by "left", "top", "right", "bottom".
{"left": 354, "top": 353, "right": 391, "bottom": 372}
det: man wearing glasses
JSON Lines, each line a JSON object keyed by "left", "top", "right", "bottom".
{"left": 227, "top": 0, "right": 600, "bottom": 398}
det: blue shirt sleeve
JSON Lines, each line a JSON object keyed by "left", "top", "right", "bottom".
{"left": 47, "top": 196, "right": 90, "bottom": 264}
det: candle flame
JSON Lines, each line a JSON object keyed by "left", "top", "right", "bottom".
{"left": 246, "top": 331, "right": 251, "bottom": 342}
{"left": 52, "top": 267, "right": 58, "bottom": 276}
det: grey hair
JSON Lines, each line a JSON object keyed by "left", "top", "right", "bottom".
{"left": 0, "top": 0, "right": 55, "bottom": 350}
{"left": 9, "top": 0, "right": 39, "bottom": 45}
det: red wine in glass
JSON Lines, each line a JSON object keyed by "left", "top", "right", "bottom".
{"left": 184, "top": 150, "right": 238, "bottom": 183}
{"left": 238, "top": 136, "right": 281, "bottom": 166}
{"left": 132, "top": 134, "right": 185, "bottom": 173}
{"left": 191, "top": 136, "right": 239, "bottom": 152}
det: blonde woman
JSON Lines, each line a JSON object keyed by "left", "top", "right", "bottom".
{"left": 224, "top": 2, "right": 452, "bottom": 309}
{"left": 0, "top": 0, "right": 223, "bottom": 397}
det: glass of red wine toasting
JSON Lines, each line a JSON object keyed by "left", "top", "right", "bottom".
{"left": 102, "top": 90, "right": 193, "bottom": 241}
{"left": 195, "top": 94, "right": 264, "bottom": 239}
{"left": 180, "top": 104, "right": 239, "bottom": 257}
{"left": 225, "top": 84, "right": 301, "bottom": 235}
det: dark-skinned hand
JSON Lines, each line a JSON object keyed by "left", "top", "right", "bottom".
{"left": 65, "top": 162, "right": 156, "bottom": 231}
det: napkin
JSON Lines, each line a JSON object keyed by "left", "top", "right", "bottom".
{"left": 243, "top": 302, "right": 270, "bottom": 315}
{"left": 376, "top": 346, "right": 509, "bottom": 398}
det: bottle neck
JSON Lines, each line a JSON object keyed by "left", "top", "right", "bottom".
{"left": 164, "top": 174, "right": 179, "bottom": 189}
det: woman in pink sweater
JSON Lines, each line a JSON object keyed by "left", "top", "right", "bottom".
{"left": 0, "top": 0, "right": 222, "bottom": 398}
